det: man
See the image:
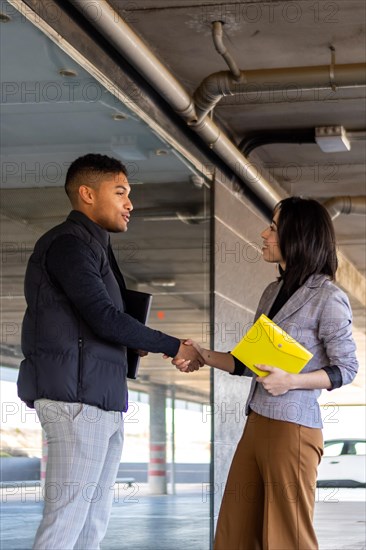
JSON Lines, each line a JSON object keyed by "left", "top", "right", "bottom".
{"left": 17, "top": 153, "right": 203, "bottom": 550}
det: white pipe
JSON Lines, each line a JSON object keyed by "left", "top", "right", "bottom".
{"left": 324, "top": 196, "right": 366, "bottom": 220}
{"left": 194, "top": 65, "right": 366, "bottom": 121}
{"left": 191, "top": 117, "right": 282, "bottom": 205}
{"left": 68, "top": 0, "right": 283, "bottom": 208}
{"left": 69, "top": 0, "right": 197, "bottom": 122}
{"left": 212, "top": 21, "right": 242, "bottom": 81}
{"left": 347, "top": 131, "right": 366, "bottom": 142}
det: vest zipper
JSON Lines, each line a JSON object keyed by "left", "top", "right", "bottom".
{"left": 78, "top": 336, "right": 84, "bottom": 389}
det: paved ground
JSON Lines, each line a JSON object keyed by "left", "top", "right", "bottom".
{"left": 1, "top": 485, "right": 365, "bottom": 549}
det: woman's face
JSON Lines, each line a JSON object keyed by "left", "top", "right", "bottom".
{"left": 260, "top": 209, "right": 286, "bottom": 269}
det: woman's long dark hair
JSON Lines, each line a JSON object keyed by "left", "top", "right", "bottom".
{"left": 275, "top": 197, "right": 338, "bottom": 292}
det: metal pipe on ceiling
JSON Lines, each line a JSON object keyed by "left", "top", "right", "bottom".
{"left": 212, "top": 21, "right": 242, "bottom": 81}
{"left": 239, "top": 128, "right": 366, "bottom": 157}
{"left": 67, "top": 0, "right": 283, "bottom": 209}
{"left": 238, "top": 129, "right": 316, "bottom": 157}
{"left": 324, "top": 196, "right": 366, "bottom": 220}
{"left": 193, "top": 64, "right": 366, "bottom": 122}
{"left": 347, "top": 131, "right": 366, "bottom": 141}
{"left": 67, "top": 1, "right": 366, "bottom": 222}
{"left": 70, "top": 1, "right": 197, "bottom": 123}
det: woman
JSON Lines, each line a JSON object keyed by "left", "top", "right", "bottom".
{"left": 175, "top": 197, "right": 359, "bottom": 550}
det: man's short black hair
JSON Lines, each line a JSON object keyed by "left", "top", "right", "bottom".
{"left": 65, "top": 154, "right": 128, "bottom": 202}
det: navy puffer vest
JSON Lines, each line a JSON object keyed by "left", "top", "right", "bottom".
{"left": 18, "top": 211, "right": 128, "bottom": 412}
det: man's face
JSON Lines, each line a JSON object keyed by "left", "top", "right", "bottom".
{"left": 88, "top": 172, "right": 133, "bottom": 233}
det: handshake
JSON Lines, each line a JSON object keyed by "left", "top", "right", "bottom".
{"left": 167, "top": 339, "right": 205, "bottom": 373}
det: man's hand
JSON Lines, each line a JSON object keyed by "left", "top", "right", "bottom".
{"left": 136, "top": 350, "right": 148, "bottom": 357}
{"left": 172, "top": 340, "right": 205, "bottom": 373}
{"left": 131, "top": 349, "right": 149, "bottom": 357}
{"left": 255, "top": 364, "right": 293, "bottom": 396}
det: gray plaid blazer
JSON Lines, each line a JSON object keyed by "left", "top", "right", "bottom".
{"left": 245, "top": 274, "right": 359, "bottom": 428}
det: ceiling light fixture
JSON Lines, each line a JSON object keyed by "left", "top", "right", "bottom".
{"left": 0, "top": 13, "right": 11, "bottom": 22}
{"left": 113, "top": 113, "right": 128, "bottom": 121}
{"left": 155, "top": 149, "right": 169, "bottom": 156}
{"left": 149, "top": 279, "right": 176, "bottom": 288}
{"left": 315, "top": 126, "right": 351, "bottom": 153}
{"left": 59, "top": 68, "right": 78, "bottom": 77}
{"left": 190, "top": 174, "right": 205, "bottom": 188}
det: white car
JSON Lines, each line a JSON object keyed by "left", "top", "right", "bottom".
{"left": 317, "top": 439, "right": 366, "bottom": 488}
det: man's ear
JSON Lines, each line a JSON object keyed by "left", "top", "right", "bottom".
{"left": 78, "top": 185, "right": 95, "bottom": 205}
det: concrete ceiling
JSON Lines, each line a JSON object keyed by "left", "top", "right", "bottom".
{"left": 1, "top": 0, "right": 365, "bottom": 402}
{"left": 0, "top": 2, "right": 211, "bottom": 401}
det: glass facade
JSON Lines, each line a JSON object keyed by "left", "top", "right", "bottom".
{"left": 0, "top": 4, "right": 211, "bottom": 548}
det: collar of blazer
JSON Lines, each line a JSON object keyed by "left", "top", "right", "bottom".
{"left": 265, "top": 273, "right": 331, "bottom": 325}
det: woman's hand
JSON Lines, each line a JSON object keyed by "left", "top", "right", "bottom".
{"left": 181, "top": 338, "right": 203, "bottom": 355}
{"left": 165, "top": 342, "right": 236, "bottom": 374}
{"left": 173, "top": 339, "right": 204, "bottom": 373}
{"left": 255, "top": 365, "right": 294, "bottom": 396}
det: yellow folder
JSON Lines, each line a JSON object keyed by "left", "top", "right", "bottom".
{"left": 230, "top": 314, "right": 313, "bottom": 377}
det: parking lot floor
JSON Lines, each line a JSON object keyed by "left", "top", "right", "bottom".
{"left": 1, "top": 484, "right": 365, "bottom": 549}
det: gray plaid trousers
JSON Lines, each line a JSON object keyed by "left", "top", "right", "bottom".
{"left": 33, "top": 399, "right": 124, "bottom": 550}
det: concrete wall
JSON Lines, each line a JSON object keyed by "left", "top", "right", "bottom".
{"left": 213, "top": 178, "right": 276, "bottom": 520}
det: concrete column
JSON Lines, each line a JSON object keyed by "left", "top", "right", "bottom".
{"left": 148, "top": 385, "right": 167, "bottom": 494}
{"left": 213, "top": 177, "right": 275, "bottom": 520}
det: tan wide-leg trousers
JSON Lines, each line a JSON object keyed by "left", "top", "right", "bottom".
{"left": 214, "top": 411, "right": 323, "bottom": 550}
